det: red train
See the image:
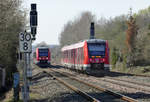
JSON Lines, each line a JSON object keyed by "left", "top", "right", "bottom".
{"left": 33, "top": 47, "right": 51, "bottom": 67}
{"left": 61, "top": 39, "right": 109, "bottom": 74}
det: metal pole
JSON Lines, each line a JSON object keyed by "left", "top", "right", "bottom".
{"left": 27, "top": 53, "right": 31, "bottom": 99}
{"left": 23, "top": 53, "right": 28, "bottom": 102}
{"left": 2, "top": 68, "right": 5, "bottom": 87}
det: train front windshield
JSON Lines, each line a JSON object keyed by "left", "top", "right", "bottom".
{"left": 39, "top": 49, "right": 49, "bottom": 57}
{"left": 88, "top": 43, "right": 105, "bottom": 57}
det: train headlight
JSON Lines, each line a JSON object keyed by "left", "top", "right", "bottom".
{"left": 90, "top": 58, "right": 92, "bottom": 62}
{"left": 102, "top": 59, "right": 105, "bottom": 62}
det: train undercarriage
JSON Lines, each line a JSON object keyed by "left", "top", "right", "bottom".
{"left": 63, "top": 63, "right": 109, "bottom": 76}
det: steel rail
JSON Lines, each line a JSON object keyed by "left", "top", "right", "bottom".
{"left": 44, "top": 70, "right": 101, "bottom": 102}
{"left": 111, "top": 71, "right": 150, "bottom": 78}
{"left": 59, "top": 68, "right": 150, "bottom": 93}
{"left": 64, "top": 68, "right": 150, "bottom": 92}
{"left": 58, "top": 64, "right": 150, "bottom": 77}
{"left": 101, "top": 78, "right": 150, "bottom": 93}
{"left": 106, "top": 77, "right": 150, "bottom": 88}
{"left": 51, "top": 69, "right": 138, "bottom": 102}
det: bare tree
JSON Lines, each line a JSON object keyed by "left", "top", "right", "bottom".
{"left": 59, "top": 11, "right": 95, "bottom": 47}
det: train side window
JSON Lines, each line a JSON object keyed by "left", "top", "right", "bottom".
{"left": 69, "top": 50, "right": 70, "bottom": 60}
{"left": 66, "top": 51, "right": 67, "bottom": 58}
{"left": 65, "top": 51, "right": 67, "bottom": 58}
{"left": 80, "top": 47, "right": 83, "bottom": 64}
{"left": 33, "top": 52, "right": 36, "bottom": 58}
{"left": 71, "top": 49, "right": 74, "bottom": 62}
{"left": 63, "top": 51, "right": 65, "bottom": 58}
{"left": 62, "top": 52, "right": 64, "bottom": 59}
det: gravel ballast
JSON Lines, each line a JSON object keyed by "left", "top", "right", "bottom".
{"left": 30, "top": 67, "right": 88, "bottom": 102}
{"left": 56, "top": 67, "right": 150, "bottom": 102}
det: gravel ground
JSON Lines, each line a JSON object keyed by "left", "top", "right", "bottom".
{"left": 56, "top": 68, "right": 150, "bottom": 102}
{"left": 30, "top": 67, "right": 88, "bottom": 102}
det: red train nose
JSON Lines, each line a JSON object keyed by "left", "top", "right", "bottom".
{"left": 39, "top": 57, "right": 49, "bottom": 60}
{"left": 89, "top": 58, "right": 105, "bottom": 63}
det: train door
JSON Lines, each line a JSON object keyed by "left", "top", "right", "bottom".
{"left": 69, "top": 50, "right": 71, "bottom": 68}
{"left": 77, "top": 48, "right": 81, "bottom": 70}
{"left": 76, "top": 48, "right": 79, "bottom": 70}
{"left": 81, "top": 47, "right": 84, "bottom": 71}
{"left": 72, "top": 49, "right": 75, "bottom": 69}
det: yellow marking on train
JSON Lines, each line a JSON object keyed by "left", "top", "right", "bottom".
{"left": 96, "top": 56, "right": 101, "bottom": 58}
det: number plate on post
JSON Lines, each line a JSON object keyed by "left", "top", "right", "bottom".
{"left": 19, "top": 32, "right": 32, "bottom": 52}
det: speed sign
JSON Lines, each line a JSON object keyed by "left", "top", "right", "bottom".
{"left": 19, "top": 32, "right": 32, "bottom": 52}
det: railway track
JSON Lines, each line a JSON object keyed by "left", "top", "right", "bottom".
{"left": 109, "top": 71, "right": 150, "bottom": 78}
{"left": 59, "top": 67, "right": 150, "bottom": 94}
{"left": 43, "top": 70, "right": 100, "bottom": 102}
{"left": 105, "top": 77, "right": 150, "bottom": 88}
{"left": 100, "top": 77, "right": 150, "bottom": 93}
{"left": 52, "top": 64, "right": 150, "bottom": 78}
{"left": 44, "top": 68, "right": 138, "bottom": 102}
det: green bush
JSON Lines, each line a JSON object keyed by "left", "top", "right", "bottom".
{"left": 111, "top": 48, "right": 118, "bottom": 67}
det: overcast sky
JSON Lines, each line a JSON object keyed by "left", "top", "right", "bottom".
{"left": 24, "top": 0, "right": 150, "bottom": 45}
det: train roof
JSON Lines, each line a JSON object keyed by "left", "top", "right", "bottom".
{"left": 37, "top": 47, "right": 49, "bottom": 49}
{"left": 86, "top": 39, "right": 106, "bottom": 43}
{"left": 61, "top": 39, "right": 106, "bottom": 51}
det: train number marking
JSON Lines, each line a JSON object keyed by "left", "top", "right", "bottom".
{"left": 20, "top": 32, "right": 24, "bottom": 41}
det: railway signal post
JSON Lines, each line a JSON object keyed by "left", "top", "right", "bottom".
{"left": 30, "top": 3, "right": 38, "bottom": 40}
{"left": 19, "top": 3, "right": 37, "bottom": 102}
{"left": 19, "top": 31, "right": 32, "bottom": 102}
{"left": 90, "top": 22, "right": 95, "bottom": 39}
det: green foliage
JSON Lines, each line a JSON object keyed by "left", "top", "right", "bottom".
{"left": 0, "top": 0, "right": 26, "bottom": 84}
{"left": 111, "top": 48, "right": 118, "bottom": 66}
{"left": 122, "top": 54, "right": 127, "bottom": 69}
{"left": 7, "top": 99, "right": 23, "bottom": 102}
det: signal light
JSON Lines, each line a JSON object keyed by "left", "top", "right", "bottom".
{"left": 31, "top": 27, "right": 36, "bottom": 40}
{"left": 30, "top": 4, "right": 37, "bottom": 27}
{"left": 102, "top": 59, "right": 105, "bottom": 62}
{"left": 90, "top": 22, "right": 95, "bottom": 39}
{"left": 90, "top": 59, "right": 93, "bottom": 62}
{"left": 30, "top": 3, "right": 37, "bottom": 40}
